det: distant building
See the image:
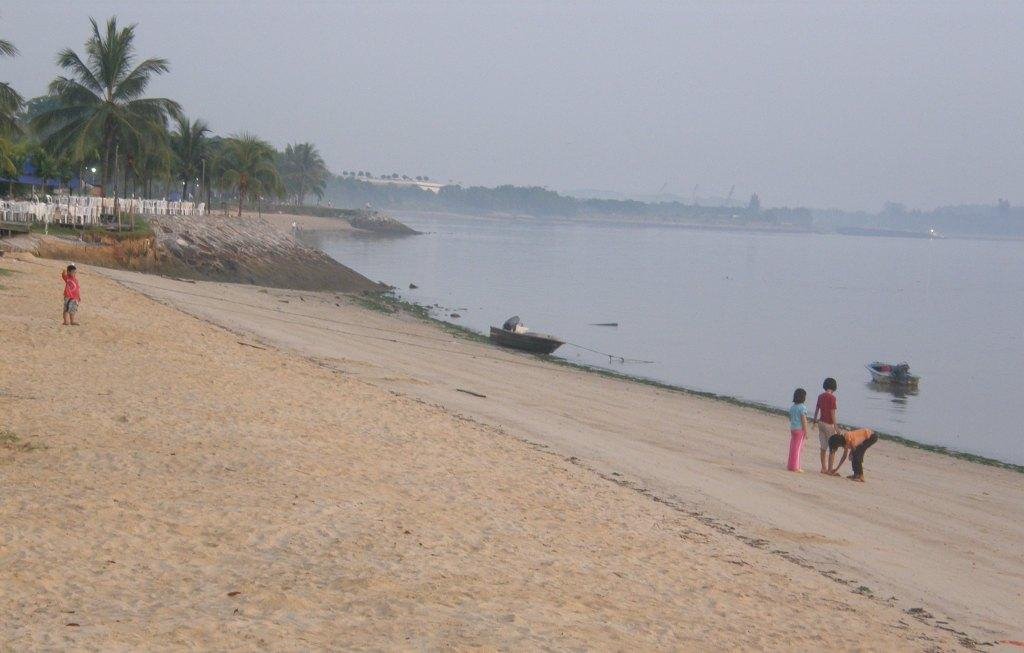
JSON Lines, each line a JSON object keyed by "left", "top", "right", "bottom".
{"left": 0, "top": 160, "right": 84, "bottom": 192}
{"left": 358, "top": 177, "right": 443, "bottom": 194}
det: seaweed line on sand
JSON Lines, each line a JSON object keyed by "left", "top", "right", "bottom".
{"left": 358, "top": 290, "right": 1024, "bottom": 475}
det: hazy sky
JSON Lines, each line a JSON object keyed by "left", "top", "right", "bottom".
{"left": 2, "top": 1, "right": 1022, "bottom": 210}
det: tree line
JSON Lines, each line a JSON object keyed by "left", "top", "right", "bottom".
{"left": 322, "top": 176, "right": 810, "bottom": 225}
{"left": 0, "top": 17, "right": 329, "bottom": 215}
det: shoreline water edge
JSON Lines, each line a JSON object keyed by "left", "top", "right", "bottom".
{"left": 364, "top": 289, "right": 1024, "bottom": 474}
{"left": 309, "top": 210, "right": 1024, "bottom": 471}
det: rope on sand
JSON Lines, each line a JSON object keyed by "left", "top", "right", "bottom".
{"left": 563, "top": 342, "right": 654, "bottom": 365}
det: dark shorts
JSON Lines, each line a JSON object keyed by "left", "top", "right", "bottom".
{"left": 851, "top": 433, "right": 878, "bottom": 475}
{"left": 63, "top": 298, "right": 79, "bottom": 314}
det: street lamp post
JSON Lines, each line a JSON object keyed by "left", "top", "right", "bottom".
{"left": 113, "top": 143, "right": 121, "bottom": 230}
{"left": 200, "top": 158, "right": 206, "bottom": 214}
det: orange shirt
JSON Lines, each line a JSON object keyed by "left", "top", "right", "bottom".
{"left": 843, "top": 428, "right": 874, "bottom": 450}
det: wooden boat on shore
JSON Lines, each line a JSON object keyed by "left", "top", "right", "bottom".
{"left": 489, "top": 325, "right": 564, "bottom": 355}
{"left": 866, "top": 361, "right": 920, "bottom": 387}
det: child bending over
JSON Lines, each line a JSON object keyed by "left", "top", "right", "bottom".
{"left": 828, "top": 428, "right": 877, "bottom": 482}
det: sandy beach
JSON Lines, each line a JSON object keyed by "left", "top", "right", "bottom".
{"left": 255, "top": 210, "right": 357, "bottom": 234}
{"left": 2, "top": 257, "right": 1020, "bottom": 650}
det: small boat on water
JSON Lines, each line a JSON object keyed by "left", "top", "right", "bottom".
{"left": 489, "top": 316, "right": 564, "bottom": 355}
{"left": 866, "top": 361, "right": 920, "bottom": 387}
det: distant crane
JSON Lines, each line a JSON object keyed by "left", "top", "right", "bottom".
{"left": 692, "top": 184, "right": 700, "bottom": 205}
{"left": 725, "top": 185, "right": 735, "bottom": 207}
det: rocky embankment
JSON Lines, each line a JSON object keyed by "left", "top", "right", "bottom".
{"left": 342, "top": 209, "right": 419, "bottom": 235}
{"left": 148, "top": 214, "right": 385, "bottom": 291}
{"left": 14, "top": 214, "right": 384, "bottom": 293}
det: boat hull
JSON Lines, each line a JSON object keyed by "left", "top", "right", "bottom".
{"left": 489, "top": 327, "right": 564, "bottom": 355}
{"left": 866, "top": 363, "right": 920, "bottom": 387}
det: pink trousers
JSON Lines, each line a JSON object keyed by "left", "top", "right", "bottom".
{"left": 788, "top": 429, "right": 806, "bottom": 471}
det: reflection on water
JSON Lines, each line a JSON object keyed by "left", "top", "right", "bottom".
{"left": 866, "top": 381, "right": 919, "bottom": 400}
{"left": 316, "top": 212, "right": 1024, "bottom": 465}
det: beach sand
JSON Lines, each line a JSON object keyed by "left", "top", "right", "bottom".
{"left": 254, "top": 210, "right": 357, "bottom": 234}
{"left": 0, "top": 258, "right": 1015, "bottom": 650}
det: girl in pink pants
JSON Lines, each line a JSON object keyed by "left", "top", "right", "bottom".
{"left": 787, "top": 388, "right": 809, "bottom": 472}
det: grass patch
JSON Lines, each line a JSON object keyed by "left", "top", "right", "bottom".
{"left": 356, "top": 291, "right": 1024, "bottom": 475}
{"left": 34, "top": 218, "right": 163, "bottom": 273}
{"left": 0, "top": 428, "right": 44, "bottom": 453}
{"left": 31, "top": 214, "right": 153, "bottom": 241}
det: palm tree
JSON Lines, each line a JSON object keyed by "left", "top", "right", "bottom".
{"left": 170, "top": 115, "right": 209, "bottom": 200}
{"left": 32, "top": 17, "right": 181, "bottom": 194}
{"left": 126, "top": 125, "right": 173, "bottom": 198}
{"left": 0, "top": 38, "right": 23, "bottom": 137}
{"left": 0, "top": 137, "right": 17, "bottom": 177}
{"left": 279, "top": 142, "right": 327, "bottom": 205}
{"left": 217, "top": 133, "right": 282, "bottom": 216}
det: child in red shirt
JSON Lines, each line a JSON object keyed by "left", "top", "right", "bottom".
{"left": 812, "top": 377, "right": 838, "bottom": 474}
{"left": 61, "top": 264, "right": 81, "bottom": 326}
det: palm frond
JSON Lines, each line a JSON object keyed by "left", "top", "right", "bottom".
{"left": 0, "top": 39, "right": 18, "bottom": 57}
{"left": 44, "top": 108, "right": 108, "bottom": 163}
{"left": 30, "top": 103, "right": 96, "bottom": 137}
{"left": 124, "top": 97, "right": 181, "bottom": 124}
{"left": 85, "top": 17, "right": 137, "bottom": 93}
{"left": 0, "top": 137, "right": 19, "bottom": 176}
{"left": 55, "top": 48, "right": 104, "bottom": 94}
{"left": 47, "top": 76, "right": 103, "bottom": 107}
{"left": 111, "top": 57, "right": 171, "bottom": 101}
{"left": 0, "top": 82, "right": 24, "bottom": 134}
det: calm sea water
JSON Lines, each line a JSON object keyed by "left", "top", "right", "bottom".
{"left": 312, "top": 212, "right": 1024, "bottom": 465}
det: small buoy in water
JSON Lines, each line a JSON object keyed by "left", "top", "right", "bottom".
{"left": 409, "top": 283, "right": 418, "bottom": 289}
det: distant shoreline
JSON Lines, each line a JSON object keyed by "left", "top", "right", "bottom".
{"left": 392, "top": 209, "right": 1024, "bottom": 242}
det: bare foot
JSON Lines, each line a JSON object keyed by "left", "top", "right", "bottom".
{"left": 828, "top": 470, "right": 840, "bottom": 476}
{"left": 819, "top": 469, "right": 830, "bottom": 474}
{"left": 848, "top": 475, "right": 865, "bottom": 482}
{"left": 791, "top": 469, "right": 804, "bottom": 473}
